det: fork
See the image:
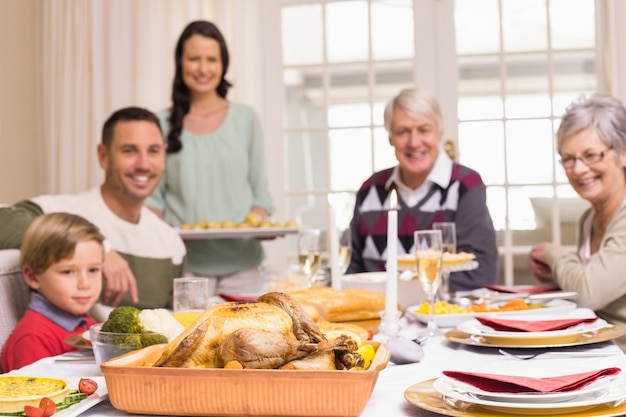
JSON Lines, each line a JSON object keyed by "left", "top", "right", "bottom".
{"left": 498, "top": 349, "right": 548, "bottom": 360}
{"left": 498, "top": 348, "right": 614, "bottom": 360}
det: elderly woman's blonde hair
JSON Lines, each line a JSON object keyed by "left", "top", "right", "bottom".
{"left": 383, "top": 87, "right": 443, "bottom": 134}
{"left": 20, "top": 212, "right": 105, "bottom": 275}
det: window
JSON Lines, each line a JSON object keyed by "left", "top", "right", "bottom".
{"left": 270, "top": 0, "right": 598, "bottom": 283}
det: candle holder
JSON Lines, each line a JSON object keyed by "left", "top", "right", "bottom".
{"left": 378, "top": 309, "right": 402, "bottom": 338}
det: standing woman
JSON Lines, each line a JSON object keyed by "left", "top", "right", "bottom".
{"left": 147, "top": 20, "right": 275, "bottom": 295}
{"left": 528, "top": 94, "right": 626, "bottom": 348}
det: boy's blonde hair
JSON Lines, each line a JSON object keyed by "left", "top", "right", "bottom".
{"left": 20, "top": 213, "right": 105, "bottom": 274}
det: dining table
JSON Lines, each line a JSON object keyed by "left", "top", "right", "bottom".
{"left": 7, "top": 309, "right": 626, "bottom": 417}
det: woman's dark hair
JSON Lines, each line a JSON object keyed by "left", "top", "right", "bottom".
{"left": 168, "top": 20, "right": 232, "bottom": 153}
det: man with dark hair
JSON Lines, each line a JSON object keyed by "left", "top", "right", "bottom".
{"left": 0, "top": 107, "right": 187, "bottom": 312}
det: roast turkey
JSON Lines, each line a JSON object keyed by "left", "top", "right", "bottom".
{"left": 217, "top": 328, "right": 357, "bottom": 369}
{"left": 153, "top": 292, "right": 364, "bottom": 370}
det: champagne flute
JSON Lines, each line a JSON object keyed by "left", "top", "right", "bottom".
{"left": 432, "top": 222, "right": 456, "bottom": 301}
{"left": 298, "top": 228, "right": 321, "bottom": 289}
{"left": 414, "top": 230, "right": 443, "bottom": 337}
{"left": 338, "top": 229, "right": 352, "bottom": 274}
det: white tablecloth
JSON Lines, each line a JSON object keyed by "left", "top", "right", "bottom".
{"left": 9, "top": 314, "right": 626, "bottom": 417}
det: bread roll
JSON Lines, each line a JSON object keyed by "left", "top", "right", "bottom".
{"left": 288, "top": 288, "right": 385, "bottom": 322}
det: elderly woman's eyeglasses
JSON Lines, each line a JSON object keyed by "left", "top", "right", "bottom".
{"left": 559, "top": 148, "right": 612, "bottom": 170}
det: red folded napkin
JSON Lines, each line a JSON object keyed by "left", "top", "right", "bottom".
{"left": 218, "top": 293, "right": 258, "bottom": 302}
{"left": 484, "top": 284, "right": 559, "bottom": 294}
{"left": 442, "top": 368, "right": 621, "bottom": 393}
{"left": 476, "top": 316, "right": 598, "bottom": 332}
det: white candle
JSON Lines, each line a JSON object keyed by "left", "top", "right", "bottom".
{"left": 384, "top": 189, "right": 399, "bottom": 333}
{"left": 328, "top": 196, "right": 341, "bottom": 290}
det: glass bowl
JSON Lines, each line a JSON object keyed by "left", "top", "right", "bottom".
{"left": 89, "top": 323, "right": 167, "bottom": 365}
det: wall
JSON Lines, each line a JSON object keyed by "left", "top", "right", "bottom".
{"left": 0, "top": 0, "right": 38, "bottom": 204}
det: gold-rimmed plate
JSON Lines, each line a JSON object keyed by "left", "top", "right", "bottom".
{"left": 433, "top": 375, "right": 623, "bottom": 414}
{"left": 445, "top": 325, "right": 626, "bottom": 348}
{"left": 456, "top": 316, "right": 609, "bottom": 344}
{"left": 405, "top": 378, "right": 626, "bottom": 417}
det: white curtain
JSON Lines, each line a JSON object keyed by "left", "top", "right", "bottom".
{"left": 37, "top": 0, "right": 255, "bottom": 194}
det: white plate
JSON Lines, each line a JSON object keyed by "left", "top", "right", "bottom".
{"left": 440, "top": 375, "right": 613, "bottom": 403}
{"left": 457, "top": 316, "right": 608, "bottom": 340}
{"left": 406, "top": 299, "right": 578, "bottom": 328}
{"left": 2, "top": 376, "right": 107, "bottom": 417}
{"left": 178, "top": 226, "right": 299, "bottom": 240}
{"left": 433, "top": 374, "right": 626, "bottom": 415}
{"left": 55, "top": 377, "right": 107, "bottom": 417}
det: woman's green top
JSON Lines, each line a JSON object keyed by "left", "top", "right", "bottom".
{"left": 146, "top": 102, "right": 275, "bottom": 276}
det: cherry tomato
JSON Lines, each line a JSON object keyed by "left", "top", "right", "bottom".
{"left": 39, "top": 397, "right": 56, "bottom": 417}
{"left": 24, "top": 405, "right": 44, "bottom": 417}
{"left": 78, "top": 378, "right": 98, "bottom": 395}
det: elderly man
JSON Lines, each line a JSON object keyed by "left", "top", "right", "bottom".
{"left": 0, "top": 107, "right": 186, "bottom": 311}
{"left": 346, "top": 87, "right": 498, "bottom": 291}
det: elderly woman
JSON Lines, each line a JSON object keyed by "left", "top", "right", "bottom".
{"left": 528, "top": 94, "right": 626, "bottom": 345}
{"left": 346, "top": 87, "right": 498, "bottom": 291}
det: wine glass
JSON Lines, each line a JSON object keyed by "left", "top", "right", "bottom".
{"left": 298, "top": 228, "right": 321, "bottom": 289}
{"left": 414, "top": 229, "right": 443, "bottom": 337}
{"left": 432, "top": 222, "right": 456, "bottom": 301}
{"left": 338, "top": 229, "right": 352, "bottom": 274}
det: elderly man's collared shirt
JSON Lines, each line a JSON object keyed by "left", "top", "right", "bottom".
{"left": 387, "top": 151, "right": 453, "bottom": 207}
{"left": 347, "top": 153, "right": 498, "bottom": 291}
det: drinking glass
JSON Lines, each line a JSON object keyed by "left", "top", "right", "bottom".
{"left": 298, "top": 228, "right": 321, "bottom": 289}
{"left": 338, "top": 229, "right": 352, "bottom": 274}
{"left": 173, "top": 277, "right": 210, "bottom": 327}
{"left": 432, "top": 222, "right": 456, "bottom": 301}
{"left": 414, "top": 230, "right": 443, "bottom": 337}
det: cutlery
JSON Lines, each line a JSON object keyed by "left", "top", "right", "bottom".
{"left": 54, "top": 357, "right": 96, "bottom": 363}
{"left": 54, "top": 351, "right": 96, "bottom": 362}
{"left": 498, "top": 348, "right": 618, "bottom": 360}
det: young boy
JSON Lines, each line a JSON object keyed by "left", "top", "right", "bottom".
{"left": 1, "top": 212, "right": 104, "bottom": 372}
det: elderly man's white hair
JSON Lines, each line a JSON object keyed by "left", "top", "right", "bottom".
{"left": 383, "top": 87, "right": 444, "bottom": 134}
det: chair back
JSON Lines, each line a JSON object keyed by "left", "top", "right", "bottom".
{"left": 0, "top": 249, "right": 30, "bottom": 372}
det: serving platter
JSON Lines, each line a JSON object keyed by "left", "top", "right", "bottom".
{"left": 404, "top": 378, "right": 626, "bottom": 417}
{"left": 397, "top": 255, "right": 477, "bottom": 270}
{"left": 178, "top": 226, "right": 299, "bottom": 240}
{"left": 53, "top": 377, "right": 107, "bottom": 417}
{"left": 445, "top": 324, "right": 626, "bottom": 348}
{"left": 0, "top": 376, "right": 107, "bottom": 417}
{"left": 406, "top": 299, "right": 577, "bottom": 328}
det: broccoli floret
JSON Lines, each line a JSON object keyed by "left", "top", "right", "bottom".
{"left": 101, "top": 306, "right": 143, "bottom": 333}
{"left": 139, "top": 332, "right": 169, "bottom": 347}
{"left": 109, "top": 333, "right": 167, "bottom": 349}
{"left": 99, "top": 306, "right": 178, "bottom": 349}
